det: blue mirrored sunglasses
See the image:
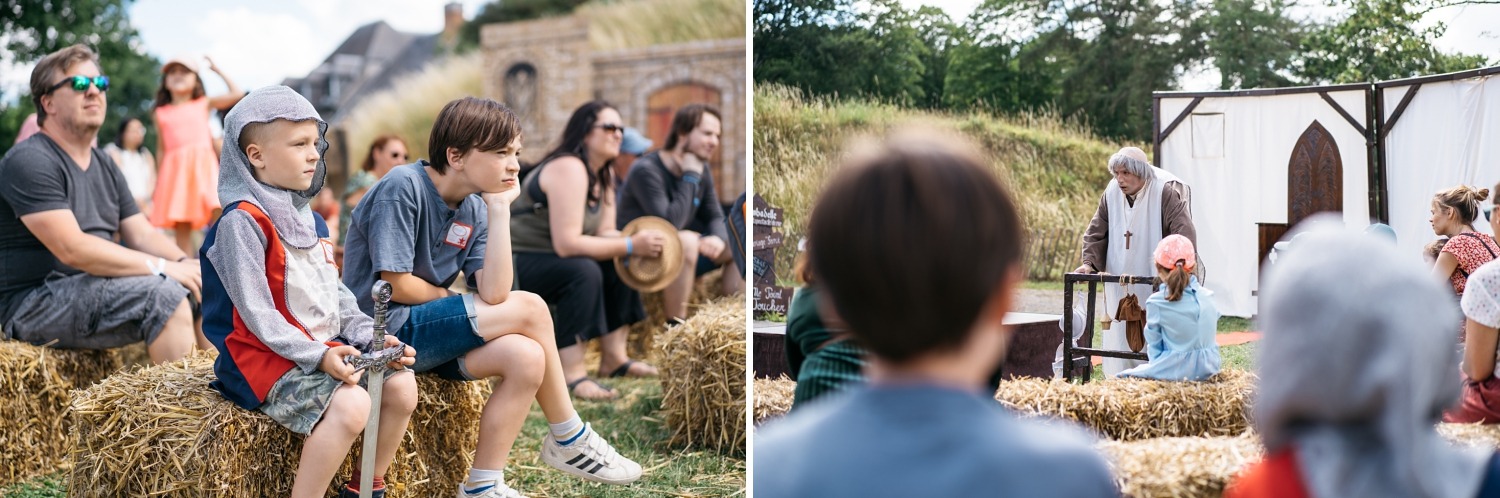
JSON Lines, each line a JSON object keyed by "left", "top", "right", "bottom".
{"left": 47, "top": 75, "right": 110, "bottom": 94}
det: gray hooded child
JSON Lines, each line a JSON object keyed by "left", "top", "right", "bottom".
{"left": 1254, "top": 213, "right": 1491, "bottom": 498}
{"left": 202, "top": 85, "right": 375, "bottom": 421}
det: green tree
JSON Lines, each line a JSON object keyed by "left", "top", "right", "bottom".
{"left": 1203, "top": 0, "right": 1305, "bottom": 89}
{"left": 753, "top": 0, "right": 931, "bottom": 104}
{"left": 1299, "top": 0, "right": 1489, "bottom": 84}
{"left": 1, "top": 0, "right": 160, "bottom": 155}
{"left": 910, "top": 6, "right": 959, "bottom": 108}
{"left": 942, "top": 0, "right": 1061, "bottom": 112}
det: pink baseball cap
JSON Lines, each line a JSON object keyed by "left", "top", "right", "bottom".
{"left": 1154, "top": 234, "right": 1196, "bottom": 272}
{"left": 162, "top": 55, "right": 200, "bottom": 75}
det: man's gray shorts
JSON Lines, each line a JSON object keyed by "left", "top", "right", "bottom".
{"left": 4, "top": 271, "right": 189, "bottom": 349}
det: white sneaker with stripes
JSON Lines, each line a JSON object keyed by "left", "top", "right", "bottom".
{"left": 539, "top": 423, "right": 643, "bottom": 485}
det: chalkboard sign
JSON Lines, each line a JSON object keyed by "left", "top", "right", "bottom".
{"left": 753, "top": 230, "right": 785, "bottom": 251}
{"left": 753, "top": 194, "right": 790, "bottom": 319}
{"left": 754, "top": 284, "right": 792, "bottom": 317}
{"left": 752, "top": 194, "right": 783, "bottom": 228}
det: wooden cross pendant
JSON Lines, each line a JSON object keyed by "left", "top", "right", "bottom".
{"left": 1124, "top": 230, "right": 1133, "bottom": 250}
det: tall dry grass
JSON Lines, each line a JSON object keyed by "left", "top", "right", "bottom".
{"left": 341, "top": 53, "right": 486, "bottom": 168}
{"left": 582, "top": 0, "right": 745, "bottom": 50}
{"left": 754, "top": 84, "right": 1139, "bottom": 281}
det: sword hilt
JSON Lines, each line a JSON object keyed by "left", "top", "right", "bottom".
{"left": 371, "top": 281, "right": 392, "bottom": 352}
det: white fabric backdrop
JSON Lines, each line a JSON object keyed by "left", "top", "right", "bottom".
{"left": 1158, "top": 90, "right": 1371, "bottom": 317}
{"left": 1383, "top": 74, "right": 1500, "bottom": 266}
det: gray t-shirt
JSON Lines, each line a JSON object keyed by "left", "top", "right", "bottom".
{"left": 754, "top": 385, "right": 1119, "bottom": 498}
{"left": 0, "top": 134, "right": 139, "bottom": 321}
{"left": 617, "top": 151, "right": 728, "bottom": 240}
{"left": 342, "top": 162, "right": 487, "bottom": 332}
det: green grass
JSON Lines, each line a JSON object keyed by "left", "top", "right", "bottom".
{"left": 1218, "top": 317, "right": 1254, "bottom": 332}
{"left": 0, "top": 472, "right": 65, "bottom": 498}
{"left": 0, "top": 379, "right": 743, "bottom": 498}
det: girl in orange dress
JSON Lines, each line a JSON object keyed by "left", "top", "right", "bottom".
{"left": 149, "top": 55, "right": 244, "bottom": 253}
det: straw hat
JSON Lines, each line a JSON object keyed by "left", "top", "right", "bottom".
{"left": 615, "top": 216, "right": 683, "bottom": 292}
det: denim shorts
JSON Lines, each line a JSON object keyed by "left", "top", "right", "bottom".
{"left": 392, "top": 294, "right": 486, "bottom": 380}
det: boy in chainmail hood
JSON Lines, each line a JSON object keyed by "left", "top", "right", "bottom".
{"left": 199, "top": 85, "right": 417, "bottom": 498}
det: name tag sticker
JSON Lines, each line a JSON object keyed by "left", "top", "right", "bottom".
{"left": 445, "top": 222, "right": 473, "bottom": 249}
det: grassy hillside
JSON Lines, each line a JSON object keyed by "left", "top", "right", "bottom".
{"left": 753, "top": 84, "right": 1143, "bottom": 281}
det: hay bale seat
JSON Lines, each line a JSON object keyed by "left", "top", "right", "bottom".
{"left": 657, "top": 296, "right": 744, "bottom": 454}
{"left": 753, "top": 376, "right": 796, "bottom": 426}
{"left": 1100, "top": 425, "right": 1500, "bottom": 498}
{"left": 0, "top": 340, "right": 148, "bottom": 486}
{"left": 995, "top": 370, "right": 1256, "bottom": 441}
{"left": 1099, "top": 434, "right": 1262, "bottom": 498}
{"left": 628, "top": 267, "right": 727, "bottom": 360}
{"left": 69, "top": 353, "right": 485, "bottom": 497}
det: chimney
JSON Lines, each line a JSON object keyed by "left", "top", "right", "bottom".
{"left": 442, "top": 2, "right": 463, "bottom": 48}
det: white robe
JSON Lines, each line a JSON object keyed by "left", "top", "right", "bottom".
{"left": 1101, "top": 167, "right": 1186, "bottom": 377}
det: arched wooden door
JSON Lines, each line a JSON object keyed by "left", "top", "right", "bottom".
{"left": 1258, "top": 120, "right": 1344, "bottom": 264}
{"left": 1287, "top": 120, "right": 1343, "bottom": 224}
{"left": 646, "top": 83, "right": 722, "bottom": 184}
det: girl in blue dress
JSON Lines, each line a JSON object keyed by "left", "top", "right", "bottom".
{"left": 1119, "top": 234, "right": 1222, "bottom": 381}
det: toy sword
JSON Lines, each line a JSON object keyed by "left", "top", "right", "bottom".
{"left": 356, "top": 281, "right": 395, "bottom": 498}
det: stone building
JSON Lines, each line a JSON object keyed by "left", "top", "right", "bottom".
{"left": 480, "top": 16, "right": 746, "bottom": 200}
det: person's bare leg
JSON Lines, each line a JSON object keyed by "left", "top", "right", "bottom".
{"left": 371, "top": 370, "right": 418, "bottom": 478}
{"left": 719, "top": 253, "right": 743, "bottom": 296}
{"left": 662, "top": 231, "right": 700, "bottom": 320}
{"left": 463, "top": 335, "right": 545, "bottom": 469}
{"left": 174, "top": 223, "right": 193, "bottom": 254}
{"left": 147, "top": 299, "right": 195, "bottom": 364}
{"left": 194, "top": 316, "right": 212, "bottom": 350}
{"left": 598, "top": 325, "right": 657, "bottom": 377}
{"left": 291, "top": 384, "right": 368, "bottom": 498}
{"left": 472, "top": 291, "right": 583, "bottom": 421}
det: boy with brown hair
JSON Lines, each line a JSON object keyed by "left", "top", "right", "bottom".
{"left": 754, "top": 131, "right": 1117, "bottom": 497}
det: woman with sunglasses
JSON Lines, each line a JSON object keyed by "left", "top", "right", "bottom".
{"left": 338, "top": 134, "right": 409, "bottom": 245}
{"left": 148, "top": 54, "right": 245, "bottom": 253}
{"left": 510, "top": 101, "right": 668, "bottom": 400}
{"left": 1430, "top": 185, "right": 1500, "bottom": 342}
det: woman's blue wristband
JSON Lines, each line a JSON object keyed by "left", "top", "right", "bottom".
{"left": 626, "top": 238, "right": 634, "bottom": 256}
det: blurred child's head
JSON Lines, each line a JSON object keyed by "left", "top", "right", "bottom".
{"left": 240, "top": 118, "right": 322, "bottom": 192}
{"left": 154, "top": 57, "right": 205, "bottom": 107}
{"left": 1154, "top": 234, "right": 1196, "bottom": 301}
{"left": 1425, "top": 237, "right": 1449, "bottom": 265}
{"left": 807, "top": 129, "right": 1024, "bottom": 375}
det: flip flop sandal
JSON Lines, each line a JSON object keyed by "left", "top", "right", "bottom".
{"left": 607, "top": 360, "right": 638, "bottom": 378}
{"left": 567, "top": 377, "right": 616, "bottom": 400}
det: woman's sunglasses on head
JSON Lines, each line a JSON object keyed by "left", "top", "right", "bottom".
{"left": 47, "top": 75, "right": 110, "bottom": 94}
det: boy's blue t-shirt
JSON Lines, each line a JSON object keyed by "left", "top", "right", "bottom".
{"left": 342, "top": 162, "right": 488, "bottom": 331}
{"left": 754, "top": 384, "right": 1119, "bottom": 498}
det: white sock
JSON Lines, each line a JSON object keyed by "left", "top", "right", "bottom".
{"left": 550, "top": 415, "right": 584, "bottom": 442}
{"left": 464, "top": 468, "right": 504, "bottom": 493}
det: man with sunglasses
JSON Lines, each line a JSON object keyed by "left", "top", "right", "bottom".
{"left": 0, "top": 44, "right": 203, "bottom": 365}
{"left": 617, "top": 103, "right": 741, "bottom": 325}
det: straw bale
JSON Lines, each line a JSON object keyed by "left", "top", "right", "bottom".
{"left": 0, "top": 341, "right": 132, "bottom": 485}
{"left": 657, "top": 296, "right": 745, "bottom": 454}
{"left": 1438, "top": 423, "right": 1500, "bottom": 450}
{"left": 752, "top": 376, "right": 796, "bottom": 426}
{"left": 995, "top": 369, "right": 1256, "bottom": 441}
{"left": 629, "top": 267, "right": 730, "bottom": 361}
{"left": 1099, "top": 433, "right": 1262, "bottom": 498}
{"left": 69, "top": 353, "right": 485, "bottom": 497}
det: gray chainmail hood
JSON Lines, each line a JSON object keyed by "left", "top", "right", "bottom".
{"left": 217, "top": 85, "right": 328, "bottom": 249}
{"left": 1257, "top": 214, "right": 1489, "bottom": 498}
